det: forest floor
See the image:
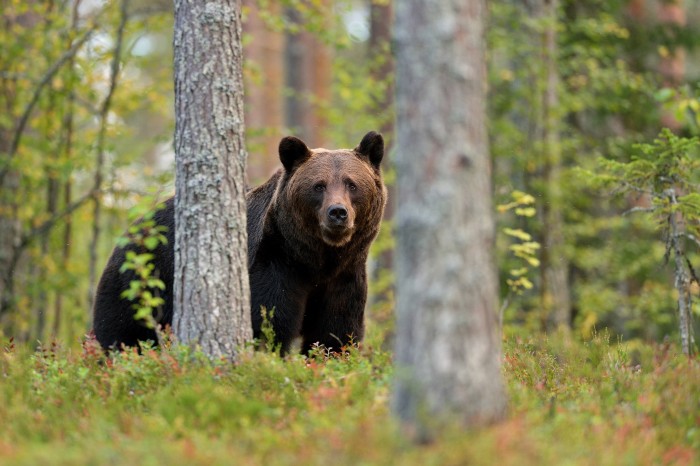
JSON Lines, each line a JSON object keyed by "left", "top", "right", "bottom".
{"left": 0, "top": 330, "right": 697, "bottom": 465}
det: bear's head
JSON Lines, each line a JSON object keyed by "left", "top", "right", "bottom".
{"left": 277, "top": 132, "right": 386, "bottom": 248}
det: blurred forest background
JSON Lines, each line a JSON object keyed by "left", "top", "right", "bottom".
{"left": 1, "top": 0, "right": 699, "bottom": 350}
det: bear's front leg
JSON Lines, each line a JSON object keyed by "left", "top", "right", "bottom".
{"left": 301, "top": 267, "right": 367, "bottom": 354}
{"left": 250, "top": 263, "right": 308, "bottom": 355}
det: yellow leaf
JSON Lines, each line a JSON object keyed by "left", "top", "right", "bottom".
{"left": 503, "top": 228, "right": 532, "bottom": 241}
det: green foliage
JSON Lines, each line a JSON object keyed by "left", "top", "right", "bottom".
{"left": 489, "top": 0, "right": 698, "bottom": 340}
{"left": 0, "top": 0, "right": 173, "bottom": 343}
{"left": 257, "top": 306, "right": 281, "bottom": 354}
{"left": 116, "top": 202, "right": 168, "bottom": 330}
{"left": 596, "top": 129, "right": 700, "bottom": 225}
{"left": 655, "top": 85, "right": 700, "bottom": 134}
{"left": 591, "top": 129, "right": 700, "bottom": 353}
{"left": 249, "top": 0, "right": 352, "bottom": 47}
{"left": 1, "top": 334, "right": 698, "bottom": 464}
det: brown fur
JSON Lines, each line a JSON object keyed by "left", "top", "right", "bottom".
{"left": 92, "top": 132, "right": 386, "bottom": 354}
{"left": 248, "top": 132, "right": 386, "bottom": 353}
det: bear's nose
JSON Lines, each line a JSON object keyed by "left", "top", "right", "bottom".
{"left": 327, "top": 205, "right": 348, "bottom": 224}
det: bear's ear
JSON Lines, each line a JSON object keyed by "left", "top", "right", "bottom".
{"left": 279, "top": 136, "right": 311, "bottom": 172}
{"left": 355, "top": 131, "right": 384, "bottom": 169}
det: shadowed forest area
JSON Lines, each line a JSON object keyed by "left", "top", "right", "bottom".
{"left": 1, "top": 0, "right": 699, "bottom": 463}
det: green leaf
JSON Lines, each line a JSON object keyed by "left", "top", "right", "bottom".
{"left": 654, "top": 88, "right": 674, "bottom": 102}
{"left": 144, "top": 236, "right": 160, "bottom": 251}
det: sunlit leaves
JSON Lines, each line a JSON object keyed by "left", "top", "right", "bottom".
{"left": 499, "top": 191, "right": 541, "bottom": 294}
{"left": 116, "top": 201, "right": 169, "bottom": 330}
{"left": 1, "top": 0, "right": 174, "bottom": 339}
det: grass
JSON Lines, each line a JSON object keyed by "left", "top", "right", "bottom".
{"left": 0, "top": 331, "right": 698, "bottom": 465}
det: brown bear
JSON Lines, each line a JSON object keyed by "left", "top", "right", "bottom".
{"left": 92, "top": 131, "right": 386, "bottom": 354}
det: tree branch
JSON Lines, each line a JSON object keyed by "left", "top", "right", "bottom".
{"left": 0, "top": 25, "right": 97, "bottom": 187}
{"left": 622, "top": 206, "right": 656, "bottom": 216}
{"left": 615, "top": 180, "right": 655, "bottom": 197}
{"left": 18, "top": 190, "right": 96, "bottom": 251}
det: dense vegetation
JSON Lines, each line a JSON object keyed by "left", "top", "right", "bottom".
{"left": 1, "top": 331, "right": 697, "bottom": 465}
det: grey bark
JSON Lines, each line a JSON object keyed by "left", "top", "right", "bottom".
{"left": 667, "top": 189, "right": 695, "bottom": 356}
{"left": 173, "top": 0, "right": 252, "bottom": 359}
{"left": 392, "top": 0, "right": 507, "bottom": 434}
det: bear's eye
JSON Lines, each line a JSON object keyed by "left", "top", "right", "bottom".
{"left": 314, "top": 183, "right": 326, "bottom": 192}
{"left": 347, "top": 181, "right": 357, "bottom": 192}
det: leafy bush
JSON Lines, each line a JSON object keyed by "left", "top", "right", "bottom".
{"left": 1, "top": 333, "right": 697, "bottom": 465}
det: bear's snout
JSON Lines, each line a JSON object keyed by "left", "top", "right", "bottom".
{"left": 327, "top": 204, "right": 348, "bottom": 225}
{"left": 319, "top": 201, "right": 355, "bottom": 246}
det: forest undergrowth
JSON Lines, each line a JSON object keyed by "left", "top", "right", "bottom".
{"left": 0, "top": 329, "right": 697, "bottom": 465}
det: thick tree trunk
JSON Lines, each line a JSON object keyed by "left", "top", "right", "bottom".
{"left": 392, "top": 0, "right": 507, "bottom": 434}
{"left": 173, "top": 0, "right": 252, "bottom": 360}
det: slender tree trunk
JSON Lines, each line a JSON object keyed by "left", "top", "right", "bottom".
{"left": 538, "top": 0, "right": 571, "bottom": 330}
{"left": 666, "top": 190, "right": 695, "bottom": 356}
{"left": 284, "top": 4, "right": 332, "bottom": 145}
{"left": 392, "top": 0, "right": 507, "bottom": 436}
{"left": 369, "top": 0, "right": 394, "bottom": 142}
{"left": 53, "top": 181, "right": 72, "bottom": 338}
{"left": 87, "top": 0, "right": 128, "bottom": 318}
{"left": 0, "top": 130, "right": 20, "bottom": 326}
{"left": 242, "top": 0, "right": 286, "bottom": 183}
{"left": 35, "top": 172, "right": 58, "bottom": 342}
{"left": 173, "top": 0, "right": 252, "bottom": 359}
{"left": 0, "top": 6, "right": 38, "bottom": 325}
{"left": 53, "top": 0, "right": 80, "bottom": 339}
{"left": 368, "top": 0, "right": 395, "bottom": 316}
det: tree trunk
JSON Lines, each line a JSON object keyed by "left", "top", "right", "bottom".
{"left": 538, "top": 0, "right": 571, "bottom": 330}
{"left": 87, "top": 0, "right": 128, "bottom": 319}
{"left": 173, "top": 0, "right": 252, "bottom": 360}
{"left": 284, "top": 5, "right": 332, "bottom": 146}
{"left": 392, "top": 0, "right": 507, "bottom": 435}
{"left": 0, "top": 5, "right": 39, "bottom": 325}
{"left": 368, "top": 0, "right": 395, "bottom": 322}
{"left": 53, "top": 0, "right": 80, "bottom": 339}
{"left": 0, "top": 130, "right": 20, "bottom": 326}
{"left": 34, "top": 172, "right": 58, "bottom": 342}
{"left": 53, "top": 181, "right": 72, "bottom": 339}
{"left": 242, "top": 0, "right": 286, "bottom": 184}
{"left": 666, "top": 190, "right": 695, "bottom": 356}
